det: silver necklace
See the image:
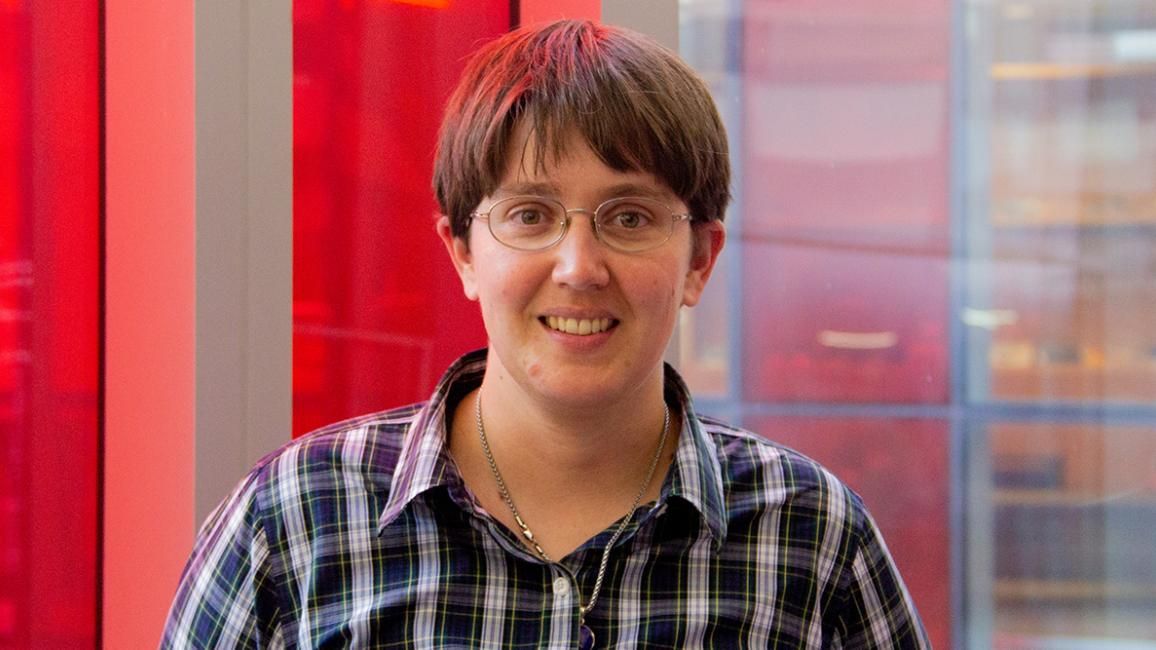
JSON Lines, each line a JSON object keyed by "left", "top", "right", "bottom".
{"left": 474, "top": 391, "right": 670, "bottom": 650}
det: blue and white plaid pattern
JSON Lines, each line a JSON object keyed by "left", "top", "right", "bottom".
{"left": 161, "top": 349, "right": 930, "bottom": 649}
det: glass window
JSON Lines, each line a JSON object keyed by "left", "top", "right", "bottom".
{"left": 680, "top": 1, "right": 954, "bottom": 647}
{"left": 966, "top": 0, "right": 1156, "bottom": 405}
{"left": 961, "top": 1, "right": 1156, "bottom": 646}
{"left": 679, "top": 0, "right": 1156, "bottom": 647}
{"left": 968, "top": 422, "right": 1156, "bottom": 644}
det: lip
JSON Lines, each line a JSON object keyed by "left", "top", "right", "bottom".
{"left": 539, "top": 314, "right": 619, "bottom": 337}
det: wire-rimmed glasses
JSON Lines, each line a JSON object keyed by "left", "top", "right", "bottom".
{"left": 470, "top": 195, "right": 691, "bottom": 253}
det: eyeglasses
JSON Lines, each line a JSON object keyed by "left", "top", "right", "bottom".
{"left": 470, "top": 195, "right": 692, "bottom": 253}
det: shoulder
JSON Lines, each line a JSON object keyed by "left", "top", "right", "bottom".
{"left": 696, "top": 414, "right": 871, "bottom": 533}
{"left": 690, "top": 415, "right": 931, "bottom": 646}
{"left": 240, "top": 403, "right": 425, "bottom": 513}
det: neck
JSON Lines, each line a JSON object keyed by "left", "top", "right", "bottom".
{"left": 447, "top": 367, "right": 678, "bottom": 559}
{"left": 476, "top": 371, "right": 670, "bottom": 479}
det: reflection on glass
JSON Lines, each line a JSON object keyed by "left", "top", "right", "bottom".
{"left": 678, "top": 0, "right": 953, "bottom": 403}
{"left": 968, "top": 0, "right": 1156, "bottom": 405}
{"left": 965, "top": 2, "right": 1156, "bottom": 645}
{"left": 982, "top": 423, "right": 1156, "bottom": 645}
{"left": 739, "top": 241, "right": 949, "bottom": 403}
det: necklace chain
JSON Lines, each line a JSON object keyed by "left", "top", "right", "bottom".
{"left": 473, "top": 391, "right": 670, "bottom": 624}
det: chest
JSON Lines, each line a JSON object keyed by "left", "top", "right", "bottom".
{"left": 271, "top": 504, "right": 840, "bottom": 649}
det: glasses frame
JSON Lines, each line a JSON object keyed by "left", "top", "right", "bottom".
{"left": 470, "top": 195, "right": 692, "bottom": 253}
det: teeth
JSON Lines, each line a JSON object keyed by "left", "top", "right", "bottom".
{"left": 545, "top": 316, "right": 612, "bottom": 335}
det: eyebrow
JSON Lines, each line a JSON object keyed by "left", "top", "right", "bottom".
{"left": 600, "top": 183, "right": 672, "bottom": 201}
{"left": 494, "top": 181, "right": 674, "bottom": 202}
{"left": 494, "top": 182, "right": 559, "bottom": 198}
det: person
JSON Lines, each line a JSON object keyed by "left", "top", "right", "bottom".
{"left": 161, "top": 20, "right": 930, "bottom": 649}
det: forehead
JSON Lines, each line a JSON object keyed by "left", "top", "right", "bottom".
{"left": 495, "top": 122, "right": 677, "bottom": 202}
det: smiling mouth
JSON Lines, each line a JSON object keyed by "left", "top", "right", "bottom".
{"left": 542, "top": 315, "right": 616, "bottom": 336}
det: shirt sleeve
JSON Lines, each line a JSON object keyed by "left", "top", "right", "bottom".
{"left": 830, "top": 510, "right": 933, "bottom": 649}
{"left": 159, "top": 471, "right": 283, "bottom": 649}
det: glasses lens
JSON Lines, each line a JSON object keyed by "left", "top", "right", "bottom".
{"left": 595, "top": 198, "right": 672, "bottom": 251}
{"left": 490, "top": 197, "right": 564, "bottom": 250}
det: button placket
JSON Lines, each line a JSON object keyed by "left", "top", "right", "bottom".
{"left": 552, "top": 576, "right": 571, "bottom": 596}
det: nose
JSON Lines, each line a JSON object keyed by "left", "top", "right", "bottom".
{"left": 551, "top": 211, "right": 610, "bottom": 290}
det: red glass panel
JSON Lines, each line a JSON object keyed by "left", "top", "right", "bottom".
{"left": 742, "top": 240, "right": 949, "bottom": 403}
{"left": 751, "top": 416, "right": 952, "bottom": 650}
{"left": 741, "top": 0, "right": 951, "bottom": 243}
{"left": 0, "top": 1, "right": 100, "bottom": 646}
{"left": 739, "top": 0, "right": 952, "bottom": 404}
{"left": 292, "top": 2, "right": 508, "bottom": 436}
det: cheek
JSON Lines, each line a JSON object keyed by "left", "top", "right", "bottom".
{"left": 630, "top": 269, "right": 683, "bottom": 323}
{"left": 474, "top": 261, "right": 542, "bottom": 326}
{"left": 657, "top": 262, "right": 690, "bottom": 304}
{"left": 475, "top": 259, "right": 522, "bottom": 301}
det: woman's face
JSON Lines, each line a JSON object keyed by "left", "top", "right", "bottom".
{"left": 439, "top": 128, "right": 724, "bottom": 411}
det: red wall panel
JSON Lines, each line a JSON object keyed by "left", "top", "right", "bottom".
{"left": 103, "top": 1, "right": 197, "bottom": 646}
{"left": 293, "top": 1, "right": 509, "bottom": 436}
{"left": 0, "top": 2, "right": 100, "bottom": 646}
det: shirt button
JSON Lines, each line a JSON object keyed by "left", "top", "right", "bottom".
{"left": 552, "top": 576, "right": 570, "bottom": 596}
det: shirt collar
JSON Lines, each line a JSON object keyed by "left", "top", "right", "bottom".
{"left": 377, "top": 350, "right": 729, "bottom": 548}
{"left": 661, "top": 363, "right": 728, "bottom": 549}
{"left": 377, "top": 349, "right": 485, "bottom": 534}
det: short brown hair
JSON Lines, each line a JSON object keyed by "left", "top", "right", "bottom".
{"left": 433, "top": 20, "right": 731, "bottom": 238}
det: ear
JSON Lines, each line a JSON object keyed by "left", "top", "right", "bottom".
{"left": 681, "top": 221, "right": 725, "bottom": 308}
{"left": 436, "top": 216, "right": 478, "bottom": 301}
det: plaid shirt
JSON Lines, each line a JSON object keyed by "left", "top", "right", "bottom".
{"left": 161, "top": 350, "right": 930, "bottom": 649}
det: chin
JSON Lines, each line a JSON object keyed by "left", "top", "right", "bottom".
{"left": 530, "top": 367, "right": 651, "bottom": 407}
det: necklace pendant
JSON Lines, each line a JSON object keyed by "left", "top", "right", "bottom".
{"left": 578, "top": 624, "right": 595, "bottom": 650}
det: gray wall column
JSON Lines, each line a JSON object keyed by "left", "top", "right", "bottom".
{"left": 195, "top": 2, "right": 293, "bottom": 523}
{"left": 602, "top": 0, "right": 679, "bottom": 49}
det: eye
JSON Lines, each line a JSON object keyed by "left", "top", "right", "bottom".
{"left": 511, "top": 207, "right": 545, "bottom": 225}
{"left": 603, "top": 204, "right": 657, "bottom": 230}
{"left": 617, "top": 211, "right": 647, "bottom": 229}
{"left": 497, "top": 199, "right": 557, "bottom": 228}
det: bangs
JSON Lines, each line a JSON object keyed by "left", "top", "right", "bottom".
{"left": 486, "top": 105, "right": 661, "bottom": 193}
